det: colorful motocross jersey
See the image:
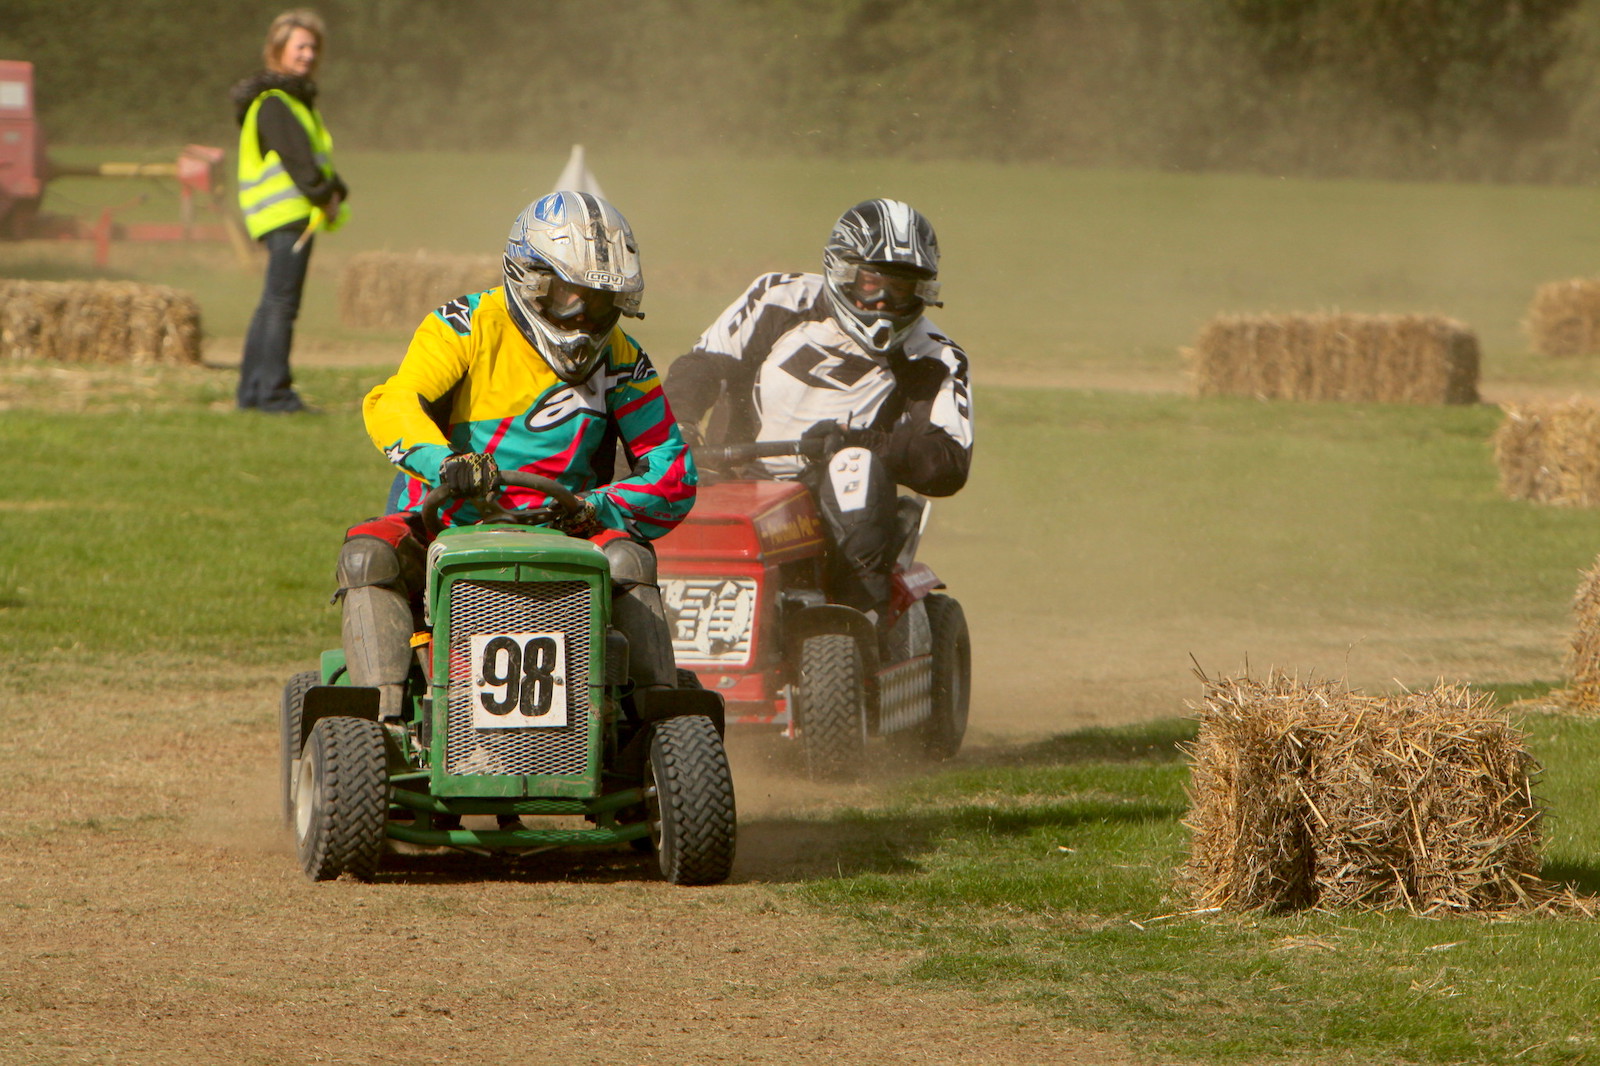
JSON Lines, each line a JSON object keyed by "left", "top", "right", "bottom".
{"left": 366, "top": 286, "right": 695, "bottom": 539}
{"left": 668, "top": 272, "right": 973, "bottom": 495}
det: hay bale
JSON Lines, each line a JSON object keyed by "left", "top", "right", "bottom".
{"left": 1525, "top": 279, "right": 1600, "bottom": 358}
{"left": 1180, "top": 672, "right": 1322, "bottom": 911}
{"left": 1491, "top": 398, "right": 1600, "bottom": 507}
{"left": 1180, "top": 670, "right": 1581, "bottom": 915}
{"left": 0, "top": 280, "right": 201, "bottom": 366}
{"left": 1555, "top": 558, "right": 1600, "bottom": 715}
{"left": 1188, "top": 312, "right": 1479, "bottom": 405}
{"left": 338, "top": 251, "right": 500, "bottom": 331}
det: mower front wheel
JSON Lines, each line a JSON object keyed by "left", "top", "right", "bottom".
{"left": 295, "top": 716, "right": 389, "bottom": 882}
{"left": 796, "top": 632, "right": 868, "bottom": 780}
{"left": 645, "top": 715, "right": 736, "bottom": 885}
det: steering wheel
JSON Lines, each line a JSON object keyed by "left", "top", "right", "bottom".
{"left": 421, "top": 470, "right": 582, "bottom": 537}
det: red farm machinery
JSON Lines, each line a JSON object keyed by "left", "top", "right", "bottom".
{"left": 0, "top": 60, "right": 244, "bottom": 264}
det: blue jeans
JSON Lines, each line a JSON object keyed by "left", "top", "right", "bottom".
{"left": 238, "top": 221, "right": 312, "bottom": 411}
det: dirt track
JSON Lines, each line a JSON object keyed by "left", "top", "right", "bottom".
{"left": 2, "top": 662, "right": 1147, "bottom": 1065}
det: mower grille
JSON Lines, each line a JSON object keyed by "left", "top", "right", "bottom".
{"left": 446, "top": 580, "right": 592, "bottom": 777}
{"left": 661, "top": 576, "right": 758, "bottom": 665}
{"left": 877, "top": 656, "right": 933, "bottom": 735}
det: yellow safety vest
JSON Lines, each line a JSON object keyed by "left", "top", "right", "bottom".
{"left": 236, "top": 88, "right": 347, "bottom": 240}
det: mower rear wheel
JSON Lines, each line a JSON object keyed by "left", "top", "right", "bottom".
{"left": 295, "top": 717, "right": 388, "bottom": 882}
{"left": 797, "top": 632, "right": 867, "bottom": 779}
{"left": 645, "top": 715, "right": 736, "bottom": 885}
{"left": 918, "top": 594, "right": 971, "bottom": 760}
{"left": 279, "top": 670, "right": 319, "bottom": 828}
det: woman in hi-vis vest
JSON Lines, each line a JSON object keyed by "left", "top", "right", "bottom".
{"left": 230, "top": 9, "right": 349, "bottom": 414}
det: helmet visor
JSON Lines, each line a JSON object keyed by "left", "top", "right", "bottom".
{"left": 506, "top": 259, "right": 626, "bottom": 335}
{"left": 542, "top": 276, "right": 621, "bottom": 333}
{"left": 831, "top": 262, "right": 941, "bottom": 315}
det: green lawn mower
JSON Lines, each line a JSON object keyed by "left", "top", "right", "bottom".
{"left": 280, "top": 472, "right": 736, "bottom": 885}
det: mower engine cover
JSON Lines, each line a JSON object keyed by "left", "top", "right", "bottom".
{"left": 424, "top": 524, "right": 614, "bottom": 798}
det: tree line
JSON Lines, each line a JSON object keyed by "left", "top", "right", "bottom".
{"left": 5, "top": 0, "right": 1600, "bottom": 184}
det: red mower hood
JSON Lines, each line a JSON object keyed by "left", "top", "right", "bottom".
{"left": 655, "top": 480, "right": 823, "bottom": 566}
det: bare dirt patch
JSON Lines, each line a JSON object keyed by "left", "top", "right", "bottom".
{"left": 0, "top": 666, "right": 1140, "bottom": 1065}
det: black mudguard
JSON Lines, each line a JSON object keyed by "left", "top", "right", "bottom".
{"left": 301, "top": 685, "right": 381, "bottom": 747}
{"left": 632, "top": 686, "right": 726, "bottom": 737}
{"left": 785, "top": 604, "right": 881, "bottom": 677}
{"left": 613, "top": 687, "right": 727, "bottom": 780}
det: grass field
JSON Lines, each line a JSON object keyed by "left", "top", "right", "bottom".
{"left": 18, "top": 146, "right": 1600, "bottom": 390}
{"left": 10, "top": 151, "right": 1600, "bottom": 1063}
{"left": 798, "top": 713, "right": 1600, "bottom": 1064}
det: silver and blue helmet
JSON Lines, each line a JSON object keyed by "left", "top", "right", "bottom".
{"left": 822, "top": 199, "right": 941, "bottom": 356}
{"left": 503, "top": 191, "right": 644, "bottom": 383}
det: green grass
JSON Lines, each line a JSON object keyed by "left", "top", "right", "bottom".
{"left": 16, "top": 148, "right": 1600, "bottom": 388}
{"left": 948, "top": 389, "right": 1599, "bottom": 617}
{"left": 4, "top": 379, "right": 1594, "bottom": 688}
{"left": 0, "top": 366, "right": 385, "bottom": 677}
{"left": 792, "top": 714, "right": 1600, "bottom": 1064}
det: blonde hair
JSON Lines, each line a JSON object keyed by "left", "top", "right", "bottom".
{"left": 263, "top": 9, "right": 326, "bottom": 75}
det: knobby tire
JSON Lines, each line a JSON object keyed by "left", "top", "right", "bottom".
{"left": 798, "top": 632, "right": 866, "bottom": 780}
{"left": 297, "top": 717, "right": 388, "bottom": 882}
{"left": 649, "top": 715, "right": 736, "bottom": 885}
{"left": 279, "top": 670, "right": 319, "bottom": 828}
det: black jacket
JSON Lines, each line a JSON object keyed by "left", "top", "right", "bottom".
{"left": 229, "top": 71, "right": 347, "bottom": 208}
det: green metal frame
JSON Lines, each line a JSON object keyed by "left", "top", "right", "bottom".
{"left": 319, "top": 523, "right": 658, "bottom": 852}
{"left": 385, "top": 785, "right": 650, "bottom": 848}
{"left": 425, "top": 526, "right": 612, "bottom": 800}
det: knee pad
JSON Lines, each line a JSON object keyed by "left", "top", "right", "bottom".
{"left": 815, "top": 448, "right": 896, "bottom": 564}
{"left": 602, "top": 538, "right": 658, "bottom": 589}
{"left": 340, "top": 585, "right": 415, "bottom": 688}
{"left": 337, "top": 535, "right": 404, "bottom": 594}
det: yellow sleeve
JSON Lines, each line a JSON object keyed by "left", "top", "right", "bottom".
{"left": 362, "top": 314, "right": 473, "bottom": 484}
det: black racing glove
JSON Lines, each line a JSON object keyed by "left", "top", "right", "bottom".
{"left": 438, "top": 452, "right": 499, "bottom": 498}
{"left": 554, "top": 493, "right": 606, "bottom": 538}
{"left": 676, "top": 421, "right": 704, "bottom": 450}
{"left": 800, "top": 421, "right": 847, "bottom": 458}
{"left": 843, "top": 426, "right": 888, "bottom": 452}
{"left": 801, "top": 422, "right": 884, "bottom": 457}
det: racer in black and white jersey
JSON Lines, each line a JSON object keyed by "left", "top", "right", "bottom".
{"left": 667, "top": 199, "right": 973, "bottom": 619}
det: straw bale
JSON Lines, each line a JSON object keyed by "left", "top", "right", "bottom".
{"left": 338, "top": 251, "right": 500, "bottom": 331}
{"left": 1491, "top": 399, "right": 1600, "bottom": 507}
{"left": 1188, "top": 312, "right": 1479, "bottom": 405}
{"left": 1181, "top": 672, "right": 1322, "bottom": 911}
{"left": 1180, "top": 670, "right": 1586, "bottom": 915}
{"left": 0, "top": 280, "right": 200, "bottom": 366}
{"left": 1525, "top": 279, "right": 1600, "bottom": 358}
{"left": 1554, "top": 557, "right": 1600, "bottom": 715}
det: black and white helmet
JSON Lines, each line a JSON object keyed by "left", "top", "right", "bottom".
{"left": 822, "top": 199, "right": 942, "bottom": 356}
{"left": 503, "top": 191, "right": 644, "bottom": 384}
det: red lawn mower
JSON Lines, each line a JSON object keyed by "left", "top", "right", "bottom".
{"left": 655, "top": 438, "right": 970, "bottom": 778}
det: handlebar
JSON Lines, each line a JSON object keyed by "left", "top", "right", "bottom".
{"left": 421, "top": 470, "right": 582, "bottom": 537}
{"left": 691, "top": 438, "right": 829, "bottom": 466}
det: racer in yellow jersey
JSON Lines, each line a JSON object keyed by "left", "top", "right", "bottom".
{"left": 336, "top": 193, "right": 696, "bottom": 739}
